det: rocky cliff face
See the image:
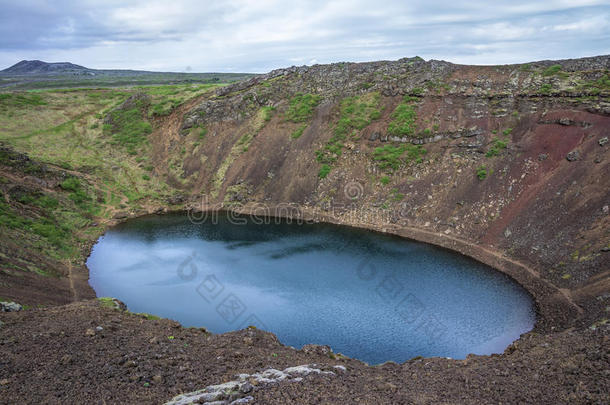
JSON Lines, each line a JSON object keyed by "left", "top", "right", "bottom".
{"left": 144, "top": 56, "right": 610, "bottom": 330}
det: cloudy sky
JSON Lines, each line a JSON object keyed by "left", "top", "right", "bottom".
{"left": 0, "top": 0, "right": 608, "bottom": 73}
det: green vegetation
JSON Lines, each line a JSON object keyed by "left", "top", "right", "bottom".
{"left": 283, "top": 93, "right": 317, "bottom": 141}
{"left": 0, "top": 197, "right": 28, "bottom": 229}
{"left": 34, "top": 195, "right": 59, "bottom": 209}
{"left": 540, "top": 83, "right": 552, "bottom": 94}
{"left": 380, "top": 176, "right": 390, "bottom": 185}
{"left": 290, "top": 124, "right": 307, "bottom": 139}
{"left": 316, "top": 92, "right": 381, "bottom": 164}
{"left": 59, "top": 177, "right": 93, "bottom": 208}
{"left": 104, "top": 100, "right": 152, "bottom": 154}
{"left": 261, "top": 106, "right": 275, "bottom": 122}
{"left": 334, "top": 92, "right": 382, "bottom": 139}
{"left": 59, "top": 177, "right": 81, "bottom": 192}
{"left": 578, "top": 73, "right": 610, "bottom": 95}
{"left": 0, "top": 84, "right": 221, "bottom": 269}
{"left": 0, "top": 80, "right": 231, "bottom": 281}
{"left": 372, "top": 144, "right": 426, "bottom": 171}
{"left": 425, "top": 80, "right": 451, "bottom": 93}
{"left": 542, "top": 64, "right": 562, "bottom": 76}
{"left": 149, "top": 98, "right": 181, "bottom": 116}
{"left": 0, "top": 93, "right": 47, "bottom": 111}
{"left": 285, "top": 93, "right": 321, "bottom": 123}
{"left": 315, "top": 92, "right": 382, "bottom": 177}
{"left": 0, "top": 178, "right": 92, "bottom": 260}
{"left": 390, "top": 188, "right": 404, "bottom": 201}
{"left": 0, "top": 72, "right": 253, "bottom": 91}
{"left": 135, "top": 312, "right": 161, "bottom": 320}
{"left": 486, "top": 137, "right": 508, "bottom": 157}
{"left": 387, "top": 95, "right": 417, "bottom": 137}
{"left": 318, "top": 164, "right": 331, "bottom": 179}
{"left": 97, "top": 297, "right": 119, "bottom": 309}
{"left": 146, "top": 84, "right": 223, "bottom": 117}
{"left": 476, "top": 165, "right": 488, "bottom": 180}
{"left": 410, "top": 87, "right": 424, "bottom": 96}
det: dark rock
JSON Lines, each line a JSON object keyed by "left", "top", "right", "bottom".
{"left": 369, "top": 132, "right": 380, "bottom": 141}
{"left": 239, "top": 382, "right": 253, "bottom": 393}
{"left": 599, "top": 137, "right": 608, "bottom": 146}
{"left": 566, "top": 150, "right": 580, "bottom": 161}
{"left": 167, "top": 195, "right": 185, "bottom": 205}
{"left": 558, "top": 118, "right": 574, "bottom": 126}
{"left": 113, "top": 211, "right": 129, "bottom": 220}
{"left": 459, "top": 134, "right": 485, "bottom": 148}
{"left": 538, "top": 153, "right": 548, "bottom": 161}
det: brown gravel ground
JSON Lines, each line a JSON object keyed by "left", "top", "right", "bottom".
{"left": 0, "top": 300, "right": 608, "bottom": 404}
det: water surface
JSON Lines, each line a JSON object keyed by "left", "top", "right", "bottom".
{"left": 87, "top": 212, "right": 535, "bottom": 364}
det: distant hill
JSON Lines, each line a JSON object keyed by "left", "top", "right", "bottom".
{"left": 0, "top": 60, "right": 257, "bottom": 89}
{"left": 2, "top": 60, "right": 90, "bottom": 75}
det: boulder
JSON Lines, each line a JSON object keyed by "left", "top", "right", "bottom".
{"left": 0, "top": 301, "right": 23, "bottom": 312}
{"left": 566, "top": 150, "right": 580, "bottom": 161}
{"left": 300, "top": 344, "right": 332, "bottom": 356}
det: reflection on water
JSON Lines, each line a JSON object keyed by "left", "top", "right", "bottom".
{"left": 87, "top": 213, "right": 535, "bottom": 364}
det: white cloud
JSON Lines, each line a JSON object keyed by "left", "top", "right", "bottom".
{"left": 471, "top": 22, "right": 536, "bottom": 41}
{"left": 0, "top": 0, "right": 608, "bottom": 72}
{"left": 550, "top": 15, "right": 608, "bottom": 32}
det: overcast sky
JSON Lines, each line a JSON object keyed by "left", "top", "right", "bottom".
{"left": 0, "top": 0, "right": 608, "bottom": 73}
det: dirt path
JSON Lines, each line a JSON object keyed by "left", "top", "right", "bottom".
{"left": 559, "top": 288, "right": 585, "bottom": 315}
{"left": 65, "top": 260, "right": 78, "bottom": 301}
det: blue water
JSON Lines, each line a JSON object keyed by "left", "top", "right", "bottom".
{"left": 87, "top": 212, "right": 535, "bottom": 364}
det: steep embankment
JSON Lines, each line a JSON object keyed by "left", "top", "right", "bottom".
{"left": 153, "top": 55, "right": 609, "bottom": 330}
{"left": 0, "top": 56, "right": 609, "bottom": 403}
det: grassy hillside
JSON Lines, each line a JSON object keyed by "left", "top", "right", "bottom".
{"left": 0, "top": 83, "right": 228, "bottom": 302}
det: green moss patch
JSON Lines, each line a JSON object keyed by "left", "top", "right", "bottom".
{"left": 373, "top": 144, "right": 426, "bottom": 172}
